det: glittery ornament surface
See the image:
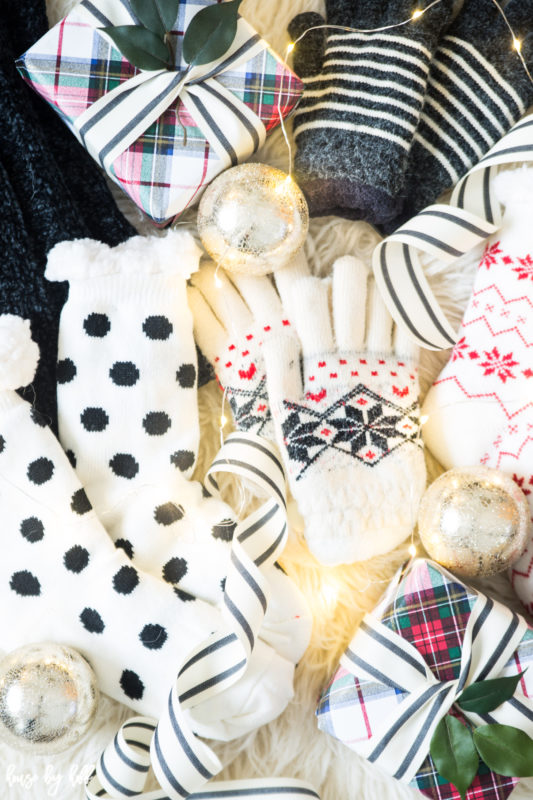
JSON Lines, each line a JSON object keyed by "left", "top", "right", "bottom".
{"left": 418, "top": 466, "right": 530, "bottom": 577}
{"left": 0, "top": 642, "right": 98, "bottom": 754}
{"left": 196, "top": 162, "right": 309, "bottom": 275}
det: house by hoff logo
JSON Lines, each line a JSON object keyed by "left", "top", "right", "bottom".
{"left": 5, "top": 762, "right": 94, "bottom": 796}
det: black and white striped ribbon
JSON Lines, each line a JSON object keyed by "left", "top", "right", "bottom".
{"left": 372, "top": 111, "right": 533, "bottom": 351}
{"left": 72, "top": 0, "right": 267, "bottom": 172}
{"left": 86, "top": 432, "right": 319, "bottom": 800}
{"left": 339, "top": 562, "right": 532, "bottom": 784}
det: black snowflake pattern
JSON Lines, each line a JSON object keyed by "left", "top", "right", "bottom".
{"left": 281, "top": 385, "right": 421, "bottom": 480}
{"left": 227, "top": 374, "right": 271, "bottom": 434}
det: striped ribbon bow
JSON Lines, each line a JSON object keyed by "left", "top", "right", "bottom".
{"left": 341, "top": 573, "right": 533, "bottom": 784}
{"left": 85, "top": 432, "right": 319, "bottom": 800}
{"left": 73, "top": 0, "right": 268, "bottom": 173}
{"left": 373, "top": 113, "right": 533, "bottom": 351}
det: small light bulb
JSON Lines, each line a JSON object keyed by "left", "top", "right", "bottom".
{"left": 408, "top": 544, "right": 417, "bottom": 558}
{"left": 513, "top": 38, "right": 522, "bottom": 52}
{"left": 214, "top": 274, "right": 223, "bottom": 289}
{"left": 420, "top": 414, "right": 429, "bottom": 425}
{"left": 412, "top": 8, "right": 424, "bottom": 20}
{"left": 287, "top": 42, "right": 295, "bottom": 53}
{"left": 220, "top": 414, "right": 227, "bottom": 427}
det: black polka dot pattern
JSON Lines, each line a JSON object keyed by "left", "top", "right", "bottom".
{"left": 80, "top": 607, "right": 105, "bottom": 633}
{"left": 115, "top": 538, "right": 134, "bottom": 560}
{"left": 64, "top": 545, "right": 90, "bottom": 573}
{"left": 174, "top": 587, "right": 195, "bottom": 602}
{"left": 120, "top": 669, "right": 144, "bottom": 700}
{"left": 27, "top": 457, "right": 54, "bottom": 485}
{"left": 81, "top": 407, "right": 109, "bottom": 432}
{"left": 176, "top": 364, "right": 196, "bottom": 388}
{"left": 154, "top": 502, "right": 184, "bottom": 526}
{"left": 20, "top": 517, "right": 45, "bottom": 543}
{"left": 142, "top": 315, "right": 173, "bottom": 340}
{"left": 109, "top": 361, "right": 140, "bottom": 387}
{"left": 84, "top": 313, "right": 111, "bottom": 337}
{"left": 170, "top": 450, "right": 195, "bottom": 472}
{"left": 211, "top": 519, "right": 236, "bottom": 542}
{"left": 65, "top": 450, "right": 77, "bottom": 468}
{"left": 56, "top": 358, "right": 77, "bottom": 384}
{"left": 109, "top": 454, "right": 139, "bottom": 479}
{"left": 30, "top": 408, "right": 48, "bottom": 428}
{"left": 139, "top": 623, "right": 168, "bottom": 650}
{"left": 10, "top": 570, "right": 41, "bottom": 596}
{"left": 142, "top": 411, "right": 171, "bottom": 436}
{"left": 163, "top": 557, "right": 188, "bottom": 585}
{"left": 113, "top": 565, "right": 139, "bottom": 594}
{"left": 71, "top": 488, "right": 92, "bottom": 515}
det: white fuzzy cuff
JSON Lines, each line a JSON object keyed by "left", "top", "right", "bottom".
{"left": 45, "top": 229, "right": 203, "bottom": 282}
{"left": 494, "top": 166, "right": 533, "bottom": 208}
{"left": 0, "top": 316, "right": 39, "bottom": 391}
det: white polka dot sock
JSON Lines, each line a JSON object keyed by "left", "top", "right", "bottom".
{"left": 188, "top": 253, "right": 309, "bottom": 440}
{"left": 263, "top": 256, "right": 426, "bottom": 565}
{"left": 45, "top": 234, "right": 312, "bottom": 710}
{"left": 0, "top": 315, "right": 298, "bottom": 731}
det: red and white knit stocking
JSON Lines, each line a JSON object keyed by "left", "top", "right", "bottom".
{"left": 423, "top": 167, "right": 533, "bottom": 477}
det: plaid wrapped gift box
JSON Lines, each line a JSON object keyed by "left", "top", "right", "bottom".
{"left": 317, "top": 559, "right": 533, "bottom": 800}
{"left": 16, "top": 0, "right": 303, "bottom": 225}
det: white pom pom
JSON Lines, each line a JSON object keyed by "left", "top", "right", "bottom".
{"left": 494, "top": 166, "right": 533, "bottom": 208}
{"left": 0, "top": 316, "right": 39, "bottom": 390}
{"left": 46, "top": 230, "right": 202, "bottom": 282}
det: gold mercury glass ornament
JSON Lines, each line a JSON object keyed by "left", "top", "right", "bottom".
{"left": 0, "top": 642, "right": 98, "bottom": 754}
{"left": 418, "top": 466, "right": 530, "bottom": 577}
{"left": 196, "top": 162, "right": 309, "bottom": 276}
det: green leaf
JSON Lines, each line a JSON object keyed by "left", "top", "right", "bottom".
{"left": 102, "top": 25, "right": 170, "bottom": 70}
{"left": 154, "top": 0, "right": 181, "bottom": 32}
{"left": 430, "top": 716, "right": 479, "bottom": 800}
{"left": 182, "top": 0, "right": 243, "bottom": 67}
{"left": 457, "top": 672, "right": 526, "bottom": 715}
{"left": 474, "top": 724, "right": 533, "bottom": 778}
{"left": 130, "top": 0, "right": 166, "bottom": 37}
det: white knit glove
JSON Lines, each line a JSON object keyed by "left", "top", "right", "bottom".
{"left": 263, "top": 256, "right": 426, "bottom": 565}
{"left": 45, "top": 234, "right": 311, "bottom": 736}
{"left": 187, "top": 253, "right": 309, "bottom": 439}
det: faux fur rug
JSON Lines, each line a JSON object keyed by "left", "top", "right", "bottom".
{"left": 2, "top": 1, "right": 533, "bottom": 798}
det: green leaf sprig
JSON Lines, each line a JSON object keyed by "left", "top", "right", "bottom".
{"left": 429, "top": 671, "right": 533, "bottom": 799}
{"left": 101, "top": 0, "right": 243, "bottom": 72}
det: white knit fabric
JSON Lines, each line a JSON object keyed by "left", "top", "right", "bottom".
{"left": 188, "top": 252, "right": 309, "bottom": 440}
{"left": 263, "top": 256, "right": 427, "bottom": 566}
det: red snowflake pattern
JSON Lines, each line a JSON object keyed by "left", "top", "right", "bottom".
{"left": 480, "top": 241, "right": 502, "bottom": 270}
{"left": 478, "top": 347, "right": 519, "bottom": 383}
{"left": 513, "top": 474, "right": 533, "bottom": 496}
{"left": 451, "top": 336, "right": 469, "bottom": 361}
{"left": 513, "top": 254, "right": 533, "bottom": 282}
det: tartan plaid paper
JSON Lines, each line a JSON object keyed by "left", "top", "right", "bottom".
{"left": 317, "top": 559, "right": 533, "bottom": 800}
{"left": 16, "top": 0, "right": 303, "bottom": 225}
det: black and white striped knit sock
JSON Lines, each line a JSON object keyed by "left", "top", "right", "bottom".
{"left": 383, "top": 0, "right": 533, "bottom": 233}
{"left": 290, "top": 0, "right": 454, "bottom": 227}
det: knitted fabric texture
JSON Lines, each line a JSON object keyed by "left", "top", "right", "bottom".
{"left": 263, "top": 256, "right": 426, "bottom": 566}
{"left": 187, "top": 252, "right": 309, "bottom": 441}
{"left": 422, "top": 167, "right": 533, "bottom": 614}
{"left": 45, "top": 232, "right": 312, "bottom": 734}
{"left": 0, "top": 0, "right": 135, "bottom": 430}
{"left": 289, "top": 0, "right": 454, "bottom": 226}
{"left": 383, "top": 0, "right": 533, "bottom": 232}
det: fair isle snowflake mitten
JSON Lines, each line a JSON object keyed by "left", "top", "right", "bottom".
{"left": 386, "top": 0, "right": 533, "bottom": 231}
{"left": 0, "top": 315, "right": 285, "bottom": 720}
{"left": 263, "top": 256, "right": 426, "bottom": 566}
{"left": 423, "top": 167, "right": 533, "bottom": 474}
{"left": 187, "top": 252, "right": 309, "bottom": 440}
{"left": 46, "top": 233, "right": 312, "bottom": 700}
{"left": 290, "top": 0, "right": 454, "bottom": 225}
